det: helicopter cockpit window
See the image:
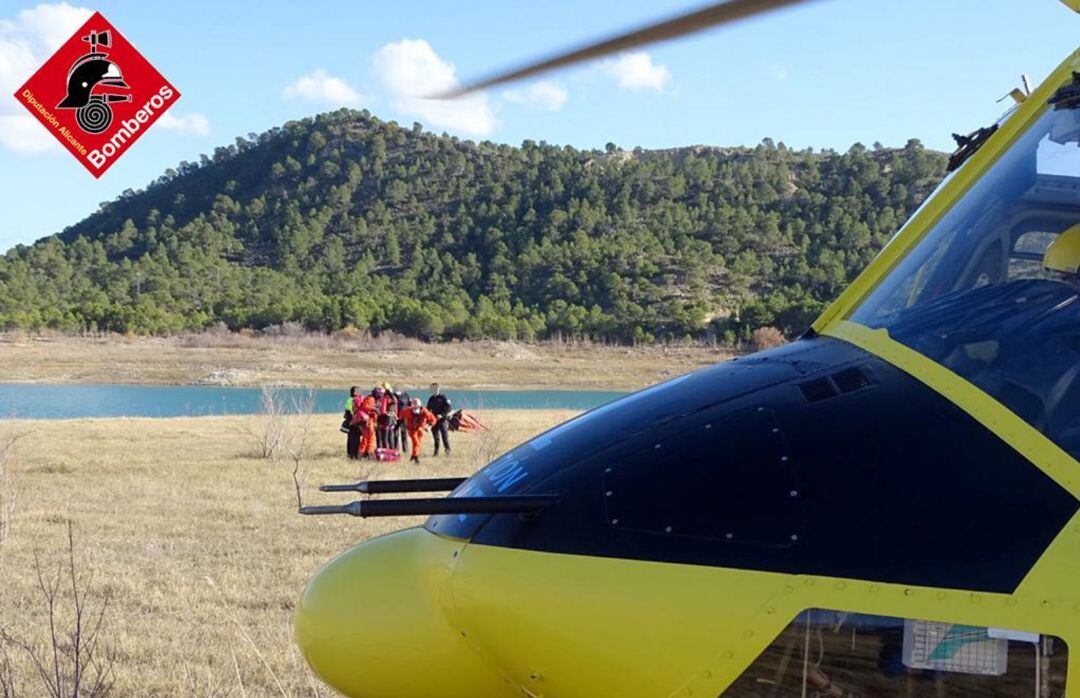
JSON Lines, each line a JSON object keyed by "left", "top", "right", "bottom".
{"left": 850, "top": 105, "right": 1080, "bottom": 460}
{"left": 723, "top": 609, "right": 1067, "bottom": 697}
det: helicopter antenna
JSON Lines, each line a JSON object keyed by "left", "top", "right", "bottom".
{"left": 300, "top": 494, "right": 558, "bottom": 518}
{"left": 319, "top": 477, "right": 467, "bottom": 494}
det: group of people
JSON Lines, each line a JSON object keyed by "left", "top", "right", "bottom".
{"left": 342, "top": 383, "right": 453, "bottom": 463}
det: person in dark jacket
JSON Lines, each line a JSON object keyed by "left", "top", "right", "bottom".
{"left": 344, "top": 386, "right": 361, "bottom": 459}
{"left": 426, "top": 383, "right": 452, "bottom": 456}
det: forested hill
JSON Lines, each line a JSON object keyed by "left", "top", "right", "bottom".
{"left": 0, "top": 109, "right": 947, "bottom": 342}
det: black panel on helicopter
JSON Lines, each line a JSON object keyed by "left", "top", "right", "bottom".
{"left": 429, "top": 336, "right": 1079, "bottom": 593}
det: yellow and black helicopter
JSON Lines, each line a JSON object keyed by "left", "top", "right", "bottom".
{"left": 297, "top": 0, "right": 1080, "bottom": 695}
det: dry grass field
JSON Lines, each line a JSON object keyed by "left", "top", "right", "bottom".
{"left": 0, "top": 332, "right": 727, "bottom": 390}
{"left": 0, "top": 409, "right": 577, "bottom": 696}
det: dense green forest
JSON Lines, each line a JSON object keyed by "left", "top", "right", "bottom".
{"left": 0, "top": 109, "right": 947, "bottom": 343}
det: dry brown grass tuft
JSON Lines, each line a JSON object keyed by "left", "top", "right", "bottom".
{"left": 0, "top": 431, "right": 26, "bottom": 546}
{"left": 0, "top": 410, "right": 576, "bottom": 695}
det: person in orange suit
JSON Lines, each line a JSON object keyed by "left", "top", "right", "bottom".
{"left": 399, "top": 398, "right": 437, "bottom": 463}
{"left": 356, "top": 387, "right": 379, "bottom": 459}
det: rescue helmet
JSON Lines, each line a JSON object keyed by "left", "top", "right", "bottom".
{"left": 1044, "top": 223, "right": 1080, "bottom": 275}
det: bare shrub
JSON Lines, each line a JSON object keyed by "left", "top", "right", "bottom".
{"left": 471, "top": 427, "right": 504, "bottom": 469}
{"left": 261, "top": 322, "right": 307, "bottom": 339}
{"left": 275, "top": 390, "right": 315, "bottom": 511}
{"left": 0, "top": 640, "right": 15, "bottom": 698}
{"left": 246, "top": 386, "right": 286, "bottom": 460}
{"left": 0, "top": 432, "right": 27, "bottom": 545}
{"left": 749, "top": 326, "right": 787, "bottom": 352}
{"left": 1, "top": 522, "right": 116, "bottom": 697}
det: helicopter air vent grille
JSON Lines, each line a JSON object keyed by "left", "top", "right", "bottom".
{"left": 833, "top": 366, "right": 873, "bottom": 394}
{"left": 799, "top": 377, "right": 838, "bottom": 403}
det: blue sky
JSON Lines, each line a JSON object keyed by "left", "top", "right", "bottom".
{"left": 0, "top": 0, "right": 1077, "bottom": 250}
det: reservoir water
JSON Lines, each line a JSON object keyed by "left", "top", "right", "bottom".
{"left": 0, "top": 384, "right": 623, "bottom": 420}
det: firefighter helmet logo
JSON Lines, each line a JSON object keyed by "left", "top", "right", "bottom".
{"left": 12, "top": 12, "right": 180, "bottom": 178}
{"left": 56, "top": 30, "right": 133, "bottom": 134}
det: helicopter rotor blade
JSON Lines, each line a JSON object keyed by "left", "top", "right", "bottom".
{"left": 437, "top": 0, "right": 818, "bottom": 98}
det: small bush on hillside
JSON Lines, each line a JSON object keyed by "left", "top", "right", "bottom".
{"left": 749, "top": 326, "right": 786, "bottom": 352}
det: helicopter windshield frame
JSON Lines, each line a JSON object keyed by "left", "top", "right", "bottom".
{"left": 811, "top": 53, "right": 1080, "bottom": 476}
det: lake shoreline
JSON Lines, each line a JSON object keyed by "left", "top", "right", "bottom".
{"left": 0, "top": 383, "right": 623, "bottom": 420}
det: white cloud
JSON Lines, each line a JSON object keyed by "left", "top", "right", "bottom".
{"left": 0, "top": 113, "right": 55, "bottom": 153}
{"left": 283, "top": 69, "right": 364, "bottom": 107}
{"left": 602, "top": 52, "right": 671, "bottom": 91}
{"left": 771, "top": 64, "right": 791, "bottom": 81}
{"left": 157, "top": 112, "right": 211, "bottom": 136}
{"left": 0, "top": 2, "right": 92, "bottom": 155}
{"left": 372, "top": 38, "right": 496, "bottom": 137}
{"left": 503, "top": 81, "right": 568, "bottom": 112}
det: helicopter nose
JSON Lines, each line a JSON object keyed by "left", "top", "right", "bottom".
{"left": 294, "top": 527, "right": 511, "bottom": 698}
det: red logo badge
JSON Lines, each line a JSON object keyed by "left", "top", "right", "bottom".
{"left": 13, "top": 12, "right": 180, "bottom": 178}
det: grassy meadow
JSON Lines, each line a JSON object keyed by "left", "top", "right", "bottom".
{"left": 0, "top": 409, "right": 578, "bottom": 696}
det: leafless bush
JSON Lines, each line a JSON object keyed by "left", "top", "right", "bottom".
{"left": 275, "top": 390, "right": 315, "bottom": 511}
{"left": 246, "top": 386, "right": 285, "bottom": 460}
{"left": 262, "top": 322, "right": 307, "bottom": 339}
{"left": 0, "top": 431, "right": 27, "bottom": 545}
{"left": 0, "top": 640, "right": 15, "bottom": 698}
{"left": 471, "top": 427, "right": 504, "bottom": 469}
{"left": 1, "top": 522, "right": 116, "bottom": 697}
